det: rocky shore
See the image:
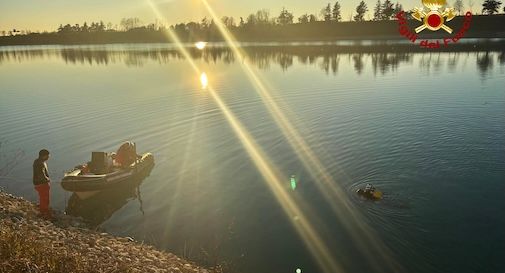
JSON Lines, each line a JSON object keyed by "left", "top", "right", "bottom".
{"left": 0, "top": 190, "right": 217, "bottom": 273}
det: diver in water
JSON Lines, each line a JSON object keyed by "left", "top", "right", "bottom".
{"left": 357, "top": 183, "right": 382, "bottom": 200}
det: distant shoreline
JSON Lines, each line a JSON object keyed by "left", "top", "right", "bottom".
{"left": 1, "top": 14, "right": 504, "bottom": 47}
{"left": 1, "top": 39, "right": 504, "bottom": 54}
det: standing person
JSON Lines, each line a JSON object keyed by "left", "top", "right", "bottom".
{"left": 33, "top": 149, "right": 51, "bottom": 218}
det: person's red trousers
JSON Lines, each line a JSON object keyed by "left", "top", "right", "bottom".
{"left": 34, "top": 182, "right": 50, "bottom": 216}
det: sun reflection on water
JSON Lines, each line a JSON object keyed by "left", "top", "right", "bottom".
{"left": 200, "top": 72, "right": 208, "bottom": 89}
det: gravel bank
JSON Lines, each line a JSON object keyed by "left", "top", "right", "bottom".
{"left": 0, "top": 190, "right": 218, "bottom": 273}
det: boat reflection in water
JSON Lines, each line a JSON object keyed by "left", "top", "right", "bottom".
{"left": 65, "top": 163, "right": 154, "bottom": 226}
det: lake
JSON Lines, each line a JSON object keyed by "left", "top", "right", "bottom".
{"left": 1, "top": 43, "right": 504, "bottom": 273}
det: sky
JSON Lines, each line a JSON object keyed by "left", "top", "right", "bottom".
{"left": 1, "top": 0, "right": 464, "bottom": 32}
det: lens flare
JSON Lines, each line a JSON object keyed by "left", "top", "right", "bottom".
{"left": 145, "top": 1, "right": 347, "bottom": 272}
{"left": 199, "top": 1, "right": 402, "bottom": 272}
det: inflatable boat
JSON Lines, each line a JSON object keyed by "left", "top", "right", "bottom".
{"left": 65, "top": 162, "right": 154, "bottom": 225}
{"left": 61, "top": 149, "right": 154, "bottom": 200}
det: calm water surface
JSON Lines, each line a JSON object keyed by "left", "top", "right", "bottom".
{"left": 1, "top": 44, "right": 504, "bottom": 273}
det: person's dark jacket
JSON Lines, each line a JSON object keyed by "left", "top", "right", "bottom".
{"left": 33, "top": 158, "right": 50, "bottom": 185}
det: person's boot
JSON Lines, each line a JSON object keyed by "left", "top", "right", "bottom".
{"left": 40, "top": 210, "right": 53, "bottom": 221}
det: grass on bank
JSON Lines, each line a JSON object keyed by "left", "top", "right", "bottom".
{"left": 0, "top": 223, "right": 132, "bottom": 273}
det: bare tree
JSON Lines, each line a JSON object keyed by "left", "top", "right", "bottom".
{"left": 221, "top": 16, "right": 236, "bottom": 28}
{"left": 120, "top": 17, "right": 141, "bottom": 31}
{"left": 454, "top": 0, "right": 464, "bottom": 14}
{"left": 246, "top": 9, "right": 271, "bottom": 25}
{"left": 467, "top": 0, "right": 475, "bottom": 13}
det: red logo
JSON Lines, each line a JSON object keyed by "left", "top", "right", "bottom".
{"left": 396, "top": 0, "right": 472, "bottom": 49}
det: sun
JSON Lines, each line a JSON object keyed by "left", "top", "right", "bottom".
{"left": 195, "top": 41, "right": 207, "bottom": 50}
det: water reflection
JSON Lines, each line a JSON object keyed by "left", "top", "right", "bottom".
{"left": 0, "top": 46, "right": 503, "bottom": 77}
{"left": 499, "top": 52, "right": 505, "bottom": 64}
{"left": 65, "top": 164, "right": 154, "bottom": 226}
{"left": 1, "top": 42, "right": 504, "bottom": 273}
{"left": 477, "top": 52, "right": 494, "bottom": 77}
{"left": 200, "top": 72, "right": 208, "bottom": 89}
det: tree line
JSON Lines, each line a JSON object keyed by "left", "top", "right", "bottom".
{"left": 1, "top": 0, "right": 504, "bottom": 37}
{"left": 0, "top": 1, "right": 504, "bottom": 46}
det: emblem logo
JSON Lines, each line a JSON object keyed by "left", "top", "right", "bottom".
{"left": 412, "top": 0, "right": 456, "bottom": 33}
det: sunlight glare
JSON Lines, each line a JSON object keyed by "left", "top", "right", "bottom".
{"left": 200, "top": 72, "right": 208, "bottom": 89}
{"left": 195, "top": 41, "right": 207, "bottom": 50}
{"left": 145, "top": 1, "right": 344, "bottom": 272}
{"left": 199, "top": 1, "right": 402, "bottom": 272}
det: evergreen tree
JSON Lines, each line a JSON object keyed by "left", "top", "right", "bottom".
{"left": 354, "top": 1, "right": 368, "bottom": 21}
{"left": 381, "top": 0, "right": 395, "bottom": 19}
{"left": 332, "top": 1, "right": 342, "bottom": 22}
{"left": 321, "top": 3, "right": 332, "bottom": 22}
{"left": 277, "top": 8, "right": 294, "bottom": 25}
{"left": 373, "top": 0, "right": 382, "bottom": 20}
{"left": 82, "top": 22, "right": 89, "bottom": 32}
{"left": 99, "top": 21, "right": 105, "bottom": 32}
{"left": 482, "top": 0, "right": 502, "bottom": 14}
{"left": 393, "top": 2, "right": 403, "bottom": 14}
